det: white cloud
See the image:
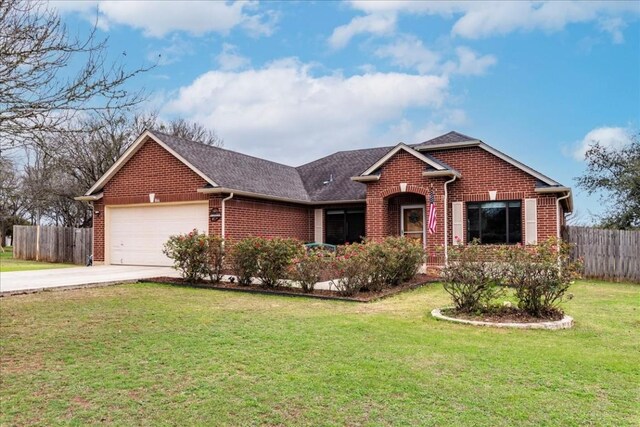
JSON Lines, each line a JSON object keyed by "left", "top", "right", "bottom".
{"left": 146, "top": 36, "right": 194, "bottom": 65}
{"left": 55, "top": 1, "right": 276, "bottom": 38}
{"left": 374, "top": 35, "right": 440, "bottom": 74}
{"left": 342, "top": 1, "right": 639, "bottom": 42}
{"left": 163, "top": 59, "right": 450, "bottom": 164}
{"left": 573, "top": 126, "right": 632, "bottom": 161}
{"left": 444, "top": 47, "right": 497, "bottom": 76}
{"left": 329, "top": 13, "right": 396, "bottom": 49}
{"left": 375, "top": 37, "right": 495, "bottom": 76}
{"left": 216, "top": 44, "right": 250, "bottom": 71}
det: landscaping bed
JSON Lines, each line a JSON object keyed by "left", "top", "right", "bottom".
{"left": 145, "top": 273, "right": 437, "bottom": 302}
{"left": 440, "top": 306, "right": 564, "bottom": 323}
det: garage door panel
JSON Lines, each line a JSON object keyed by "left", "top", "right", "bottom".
{"left": 109, "top": 203, "right": 208, "bottom": 266}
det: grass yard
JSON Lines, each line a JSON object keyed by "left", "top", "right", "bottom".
{"left": 0, "top": 247, "right": 74, "bottom": 272}
{"left": 1, "top": 280, "right": 638, "bottom": 426}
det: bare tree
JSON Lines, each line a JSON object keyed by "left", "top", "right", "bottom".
{"left": 159, "top": 118, "right": 224, "bottom": 147}
{"left": 0, "top": 0, "right": 152, "bottom": 150}
{"left": 27, "top": 110, "right": 224, "bottom": 227}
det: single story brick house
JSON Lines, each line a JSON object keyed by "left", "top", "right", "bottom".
{"left": 77, "top": 130, "right": 572, "bottom": 266}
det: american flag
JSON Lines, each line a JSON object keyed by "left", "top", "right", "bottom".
{"left": 428, "top": 188, "right": 437, "bottom": 234}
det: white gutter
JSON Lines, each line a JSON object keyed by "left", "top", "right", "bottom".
{"left": 74, "top": 193, "right": 103, "bottom": 201}
{"left": 443, "top": 175, "right": 458, "bottom": 266}
{"left": 422, "top": 170, "right": 461, "bottom": 178}
{"left": 350, "top": 175, "right": 380, "bottom": 182}
{"left": 197, "top": 187, "right": 364, "bottom": 206}
{"left": 221, "top": 193, "right": 234, "bottom": 240}
{"left": 556, "top": 191, "right": 571, "bottom": 243}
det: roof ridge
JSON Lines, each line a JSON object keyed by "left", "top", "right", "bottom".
{"left": 150, "top": 129, "right": 300, "bottom": 171}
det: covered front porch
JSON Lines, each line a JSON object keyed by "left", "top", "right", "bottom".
{"left": 365, "top": 188, "right": 446, "bottom": 265}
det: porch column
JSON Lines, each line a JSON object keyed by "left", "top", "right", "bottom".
{"left": 365, "top": 197, "right": 387, "bottom": 242}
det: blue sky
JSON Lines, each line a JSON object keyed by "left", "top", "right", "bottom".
{"left": 56, "top": 1, "right": 640, "bottom": 223}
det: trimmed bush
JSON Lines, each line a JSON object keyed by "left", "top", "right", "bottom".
{"left": 441, "top": 242, "right": 503, "bottom": 312}
{"left": 206, "top": 235, "right": 225, "bottom": 283}
{"left": 290, "top": 248, "right": 330, "bottom": 293}
{"left": 369, "top": 237, "right": 424, "bottom": 288}
{"left": 228, "top": 236, "right": 262, "bottom": 286}
{"left": 163, "top": 229, "right": 209, "bottom": 283}
{"left": 330, "top": 243, "right": 371, "bottom": 296}
{"left": 256, "top": 237, "right": 302, "bottom": 287}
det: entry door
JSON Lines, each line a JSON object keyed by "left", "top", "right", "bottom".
{"left": 401, "top": 205, "right": 426, "bottom": 247}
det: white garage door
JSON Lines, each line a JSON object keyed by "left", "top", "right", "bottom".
{"left": 108, "top": 203, "right": 209, "bottom": 266}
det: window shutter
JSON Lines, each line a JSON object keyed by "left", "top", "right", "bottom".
{"left": 314, "top": 209, "right": 324, "bottom": 243}
{"left": 524, "top": 199, "right": 537, "bottom": 245}
{"left": 452, "top": 202, "right": 463, "bottom": 245}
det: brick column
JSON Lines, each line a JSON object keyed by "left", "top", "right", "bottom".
{"left": 365, "top": 197, "right": 388, "bottom": 241}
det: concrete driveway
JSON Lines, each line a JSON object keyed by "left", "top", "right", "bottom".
{"left": 0, "top": 265, "right": 179, "bottom": 295}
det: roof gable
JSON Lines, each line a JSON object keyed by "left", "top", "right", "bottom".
{"left": 359, "top": 143, "right": 447, "bottom": 176}
{"left": 85, "top": 130, "right": 217, "bottom": 196}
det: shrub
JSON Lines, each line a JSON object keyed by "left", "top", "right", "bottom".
{"left": 206, "top": 235, "right": 225, "bottom": 283}
{"left": 290, "top": 248, "right": 330, "bottom": 293}
{"left": 163, "top": 229, "right": 209, "bottom": 283}
{"left": 374, "top": 237, "right": 424, "bottom": 287}
{"left": 228, "top": 236, "right": 262, "bottom": 286}
{"left": 256, "top": 237, "right": 303, "bottom": 287}
{"left": 441, "top": 241, "right": 503, "bottom": 312}
{"left": 330, "top": 243, "right": 370, "bottom": 296}
{"left": 502, "top": 238, "right": 582, "bottom": 317}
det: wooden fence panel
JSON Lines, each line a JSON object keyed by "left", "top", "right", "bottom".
{"left": 564, "top": 226, "right": 640, "bottom": 283}
{"left": 12, "top": 225, "right": 92, "bottom": 265}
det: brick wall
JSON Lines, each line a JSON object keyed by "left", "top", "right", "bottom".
{"left": 224, "top": 196, "right": 313, "bottom": 242}
{"left": 362, "top": 147, "right": 563, "bottom": 261}
{"left": 431, "top": 146, "right": 560, "bottom": 243}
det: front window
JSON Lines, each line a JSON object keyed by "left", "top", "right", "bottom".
{"left": 467, "top": 201, "right": 522, "bottom": 244}
{"left": 325, "top": 209, "right": 365, "bottom": 245}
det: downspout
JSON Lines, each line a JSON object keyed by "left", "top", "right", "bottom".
{"left": 443, "top": 175, "right": 458, "bottom": 266}
{"left": 221, "top": 193, "right": 234, "bottom": 240}
{"left": 556, "top": 191, "right": 571, "bottom": 244}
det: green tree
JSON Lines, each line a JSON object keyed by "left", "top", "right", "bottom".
{"left": 576, "top": 132, "right": 639, "bottom": 229}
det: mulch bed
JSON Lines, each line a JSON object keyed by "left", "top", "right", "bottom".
{"left": 441, "top": 307, "right": 564, "bottom": 323}
{"left": 144, "top": 274, "right": 438, "bottom": 303}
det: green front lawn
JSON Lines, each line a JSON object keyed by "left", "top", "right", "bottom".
{"left": 0, "top": 247, "right": 74, "bottom": 272}
{"left": 1, "top": 281, "right": 638, "bottom": 426}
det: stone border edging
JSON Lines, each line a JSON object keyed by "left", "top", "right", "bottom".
{"left": 431, "top": 308, "right": 574, "bottom": 330}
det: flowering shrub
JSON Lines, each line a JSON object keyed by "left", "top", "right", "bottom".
{"left": 228, "top": 236, "right": 262, "bottom": 285}
{"left": 163, "top": 229, "right": 209, "bottom": 283}
{"left": 206, "top": 235, "right": 225, "bottom": 283}
{"left": 500, "top": 238, "right": 582, "bottom": 317}
{"left": 330, "top": 243, "right": 370, "bottom": 296}
{"left": 369, "top": 237, "right": 424, "bottom": 288}
{"left": 256, "top": 237, "right": 303, "bottom": 287}
{"left": 441, "top": 241, "right": 503, "bottom": 312}
{"left": 290, "top": 248, "right": 330, "bottom": 293}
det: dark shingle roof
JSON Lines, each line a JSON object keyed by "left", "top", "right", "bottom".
{"left": 296, "top": 146, "right": 392, "bottom": 201}
{"left": 416, "top": 131, "right": 478, "bottom": 147}
{"left": 151, "top": 131, "right": 310, "bottom": 201}
{"left": 150, "top": 131, "right": 459, "bottom": 203}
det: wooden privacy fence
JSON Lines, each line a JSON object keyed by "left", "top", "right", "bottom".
{"left": 563, "top": 226, "right": 640, "bottom": 283}
{"left": 13, "top": 225, "right": 92, "bottom": 265}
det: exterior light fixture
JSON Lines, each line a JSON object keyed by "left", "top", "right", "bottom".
{"left": 209, "top": 208, "right": 222, "bottom": 221}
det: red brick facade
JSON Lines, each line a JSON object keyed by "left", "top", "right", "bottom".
{"left": 92, "top": 138, "right": 312, "bottom": 262}
{"left": 91, "top": 137, "right": 566, "bottom": 265}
